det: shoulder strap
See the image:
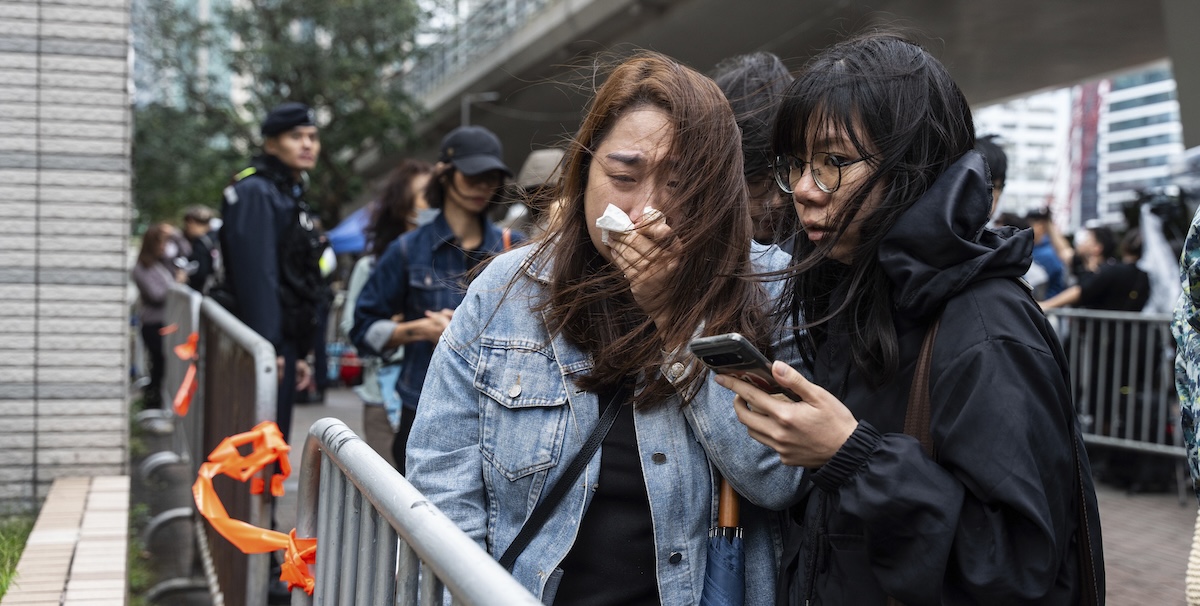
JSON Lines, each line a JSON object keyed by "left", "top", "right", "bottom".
{"left": 895, "top": 310, "right": 1103, "bottom": 606}
{"left": 498, "top": 384, "right": 629, "bottom": 571}
{"left": 502, "top": 227, "right": 512, "bottom": 252}
{"left": 232, "top": 166, "right": 257, "bottom": 183}
{"left": 903, "top": 314, "right": 942, "bottom": 458}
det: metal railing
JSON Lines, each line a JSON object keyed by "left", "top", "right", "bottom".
{"left": 292, "top": 417, "right": 541, "bottom": 605}
{"left": 199, "top": 296, "right": 280, "bottom": 606}
{"left": 1046, "top": 308, "right": 1184, "bottom": 458}
{"left": 406, "top": 0, "right": 552, "bottom": 99}
{"left": 162, "top": 285, "right": 204, "bottom": 473}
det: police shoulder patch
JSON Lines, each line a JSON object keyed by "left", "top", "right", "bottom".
{"left": 223, "top": 185, "right": 239, "bottom": 205}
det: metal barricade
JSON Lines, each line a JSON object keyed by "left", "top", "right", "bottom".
{"left": 200, "top": 297, "right": 279, "bottom": 606}
{"left": 1046, "top": 308, "right": 1184, "bottom": 458}
{"left": 293, "top": 418, "right": 541, "bottom": 605}
{"left": 162, "top": 285, "right": 203, "bottom": 472}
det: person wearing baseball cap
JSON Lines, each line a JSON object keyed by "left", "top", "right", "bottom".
{"left": 215, "top": 101, "right": 325, "bottom": 460}
{"left": 351, "top": 124, "right": 523, "bottom": 473}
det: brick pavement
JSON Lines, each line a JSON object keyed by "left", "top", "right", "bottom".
{"left": 279, "top": 388, "right": 1200, "bottom": 604}
{"left": 1097, "top": 480, "right": 1196, "bottom": 605}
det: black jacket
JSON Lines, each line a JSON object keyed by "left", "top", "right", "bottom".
{"left": 780, "top": 152, "right": 1104, "bottom": 605}
{"left": 219, "top": 154, "right": 325, "bottom": 350}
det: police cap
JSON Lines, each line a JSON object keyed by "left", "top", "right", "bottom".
{"left": 261, "top": 102, "right": 316, "bottom": 137}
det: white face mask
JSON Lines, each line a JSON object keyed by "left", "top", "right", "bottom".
{"left": 164, "top": 241, "right": 179, "bottom": 259}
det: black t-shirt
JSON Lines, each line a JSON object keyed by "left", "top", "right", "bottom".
{"left": 552, "top": 401, "right": 660, "bottom": 605}
{"left": 1077, "top": 261, "right": 1150, "bottom": 312}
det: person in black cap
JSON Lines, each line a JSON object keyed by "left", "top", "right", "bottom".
{"left": 351, "top": 124, "right": 523, "bottom": 473}
{"left": 216, "top": 101, "right": 325, "bottom": 449}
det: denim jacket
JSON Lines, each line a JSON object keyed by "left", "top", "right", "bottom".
{"left": 407, "top": 242, "right": 805, "bottom": 605}
{"left": 351, "top": 210, "right": 521, "bottom": 410}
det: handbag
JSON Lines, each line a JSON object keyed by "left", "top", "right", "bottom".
{"left": 498, "top": 383, "right": 630, "bottom": 571}
{"left": 889, "top": 312, "right": 1102, "bottom": 605}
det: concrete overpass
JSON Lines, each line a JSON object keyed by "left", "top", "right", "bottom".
{"left": 391, "top": 0, "right": 1199, "bottom": 176}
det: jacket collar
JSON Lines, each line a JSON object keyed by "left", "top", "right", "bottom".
{"left": 427, "top": 209, "right": 504, "bottom": 252}
{"left": 250, "top": 154, "right": 305, "bottom": 196}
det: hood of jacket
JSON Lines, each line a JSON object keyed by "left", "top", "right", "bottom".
{"left": 878, "top": 151, "right": 1033, "bottom": 319}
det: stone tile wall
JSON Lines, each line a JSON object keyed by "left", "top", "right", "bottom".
{"left": 0, "top": 0, "right": 131, "bottom": 513}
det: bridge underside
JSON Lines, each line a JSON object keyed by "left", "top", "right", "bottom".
{"left": 400, "top": 0, "right": 1198, "bottom": 176}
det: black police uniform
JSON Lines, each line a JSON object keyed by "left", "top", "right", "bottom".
{"left": 218, "top": 153, "right": 324, "bottom": 443}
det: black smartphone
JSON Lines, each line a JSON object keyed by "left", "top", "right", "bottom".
{"left": 688, "top": 332, "right": 800, "bottom": 401}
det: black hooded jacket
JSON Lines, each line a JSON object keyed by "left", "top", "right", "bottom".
{"left": 779, "top": 152, "right": 1104, "bottom": 605}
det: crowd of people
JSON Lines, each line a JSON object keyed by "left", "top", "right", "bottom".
{"left": 134, "top": 27, "right": 1200, "bottom": 605}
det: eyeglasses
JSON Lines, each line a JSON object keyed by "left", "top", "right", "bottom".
{"left": 772, "top": 152, "right": 871, "bottom": 195}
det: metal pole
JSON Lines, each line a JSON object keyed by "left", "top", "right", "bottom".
{"left": 460, "top": 92, "right": 500, "bottom": 126}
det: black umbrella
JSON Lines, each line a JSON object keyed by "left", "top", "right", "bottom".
{"left": 700, "top": 476, "right": 744, "bottom": 606}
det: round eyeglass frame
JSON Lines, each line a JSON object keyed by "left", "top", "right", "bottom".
{"left": 772, "top": 152, "right": 871, "bottom": 195}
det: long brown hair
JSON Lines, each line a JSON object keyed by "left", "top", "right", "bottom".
{"left": 528, "top": 51, "right": 772, "bottom": 408}
{"left": 366, "top": 159, "right": 433, "bottom": 258}
{"left": 137, "top": 223, "right": 173, "bottom": 268}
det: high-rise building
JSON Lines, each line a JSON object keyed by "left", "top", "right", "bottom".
{"left": 1095, "top": 60, "right": 1184, "bottom": 224}
{"left": 974, "top": 89, "right": 1073, "bottom": 219}
{"left": 977, "top": 61, "right": 1189, "bottom": 233}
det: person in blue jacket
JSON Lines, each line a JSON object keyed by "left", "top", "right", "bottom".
{"left": 218, "top": 101, "right": 325, "bottom": 444}
{"left": 351, "top": 125, "right": 520, "bottom": 473}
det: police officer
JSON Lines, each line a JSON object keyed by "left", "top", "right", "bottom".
{"left": 218, "top": 101, "right": 325, "bottom": 445}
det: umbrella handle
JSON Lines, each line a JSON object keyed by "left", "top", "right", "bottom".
{"left": 718, "top": 476, "right": 740, "bottom": 528}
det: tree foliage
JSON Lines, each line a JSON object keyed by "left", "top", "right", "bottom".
{"left": 132, "top": 0, "right": 428, "bottom": 229}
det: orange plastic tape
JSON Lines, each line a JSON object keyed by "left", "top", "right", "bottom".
{"left": 171, "top": 333, "right": 200, "bottom": 416}
{"left": 192, "top": 421, "right": 316, "bottom": 594}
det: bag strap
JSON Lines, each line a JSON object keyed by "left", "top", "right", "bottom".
{"left": 903, "top": 314, "right": 942, "bottom": 458}
{"left": 502, "top": 227, "right": 512, "bottom": 252}
{"left": 498, "top": 383, "right": 629, "bottom": 571}
{"left": 892, "top": 310, "right": 1102, "bottom": 606}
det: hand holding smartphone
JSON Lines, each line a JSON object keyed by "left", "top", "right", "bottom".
{"left": 688, "top": 333, "right": 800, "bottom": 401}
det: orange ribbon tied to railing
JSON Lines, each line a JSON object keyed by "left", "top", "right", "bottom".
{"left": 172, "top": 332, "right": 200, "bottom": 416}
{"left": 193, "top": 421, "right": 317, "bottom": 595}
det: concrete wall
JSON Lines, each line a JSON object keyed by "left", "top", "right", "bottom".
{"left": 0, "top": 0, "right": 131, "bottom": 513}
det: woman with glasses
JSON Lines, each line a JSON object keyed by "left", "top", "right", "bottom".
{"left": 406, "top": 52, "right": 803, "bottom": 604}
{"left": 351, "top": 125, "right": 522, "bottom": 474}
{"left": 719, "top": 32, "right": 1104, "bottom": 604}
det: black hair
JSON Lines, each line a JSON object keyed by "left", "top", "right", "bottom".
{"left": 1120, "top": 228, "right": 1143, "bottom": 260}
{"left": 975, "top": 134, "right": 1007, "bottom": 187}
{"left": 366, "top": 159, "right": 433, "bottom": 258}
{"left": 996, "top": 212, "right": 1030, "bottom": 230}
{"left": 772, "top": 31, "right": 976, "bottom": 384}
{"left": 425, "top": 164, "right": 506, "bottom": 211}
{"left": 1089, "top": 226, "right": 1118, "bottom": 260}
{"left": 712, "top": 52, "right": 794, "bottom": 178}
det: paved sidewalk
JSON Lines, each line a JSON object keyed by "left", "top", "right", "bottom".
{"left": 279, "top": 387, "right": 1199, "bottom": 603}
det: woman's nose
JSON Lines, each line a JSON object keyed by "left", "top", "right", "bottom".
{"left": 790, "top": 170, "right": 824, "bottom": 207}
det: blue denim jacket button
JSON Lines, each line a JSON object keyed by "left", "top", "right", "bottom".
{"left": 508, "top": 383, "right": 522, "bottom": 398}
{"left": 668, "top": 551, "right": 682, "bottom": 564}
{"left": 652, "top": 452, "right": 667, "bottom": 464}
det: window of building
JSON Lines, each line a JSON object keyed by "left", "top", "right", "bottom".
{"left": 1108, "top": 156, "right": 1170, "bottom": 172}
{"left": 1110, "top": 90, "right": 1176, "bottom": 111}
{"left": 1111, "top": 66, "right": 1173, "bottom": 91}
{"left": 1109, "top": 112, "right": 1178, "bottom": 132}
{"left": 1108, "top": 132, "right": 1180, "bottom": 152}
{"left": 1107, "top": 176, "right": 1170, "bottom": 193}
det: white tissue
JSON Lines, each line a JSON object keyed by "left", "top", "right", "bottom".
{"left": 595, "top": 204, "right": 663, "bottom": 245}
